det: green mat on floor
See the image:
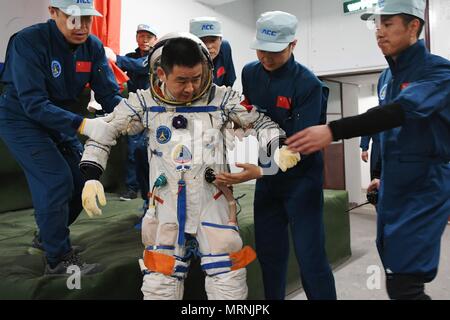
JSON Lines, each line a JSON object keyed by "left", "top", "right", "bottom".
{"left": 0, "top": 185, "right": 350, "bottom": 300}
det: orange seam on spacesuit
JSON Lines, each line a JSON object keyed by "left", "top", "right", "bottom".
{"left": 213, "top": 191, "right": 224, "bottom": 200}
{"left": 143, "top": 250, "right": 175, "bottom": 276}
{"left": 230, "top": 246, "right": 257, "bottom": 270}
{"left": 148, "top": 192, "right": 164, "bottom": 204}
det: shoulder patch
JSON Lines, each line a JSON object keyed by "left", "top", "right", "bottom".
{"left": 51, "top": 60, "right": 62, "bottom": 78}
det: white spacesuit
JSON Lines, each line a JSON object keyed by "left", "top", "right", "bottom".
{"left": 80, "top": 32, "right": 300, "bottom": 300}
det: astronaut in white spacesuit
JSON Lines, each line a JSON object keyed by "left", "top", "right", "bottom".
{"left": 79, "top": 32, "right": 300, "bottom": 300}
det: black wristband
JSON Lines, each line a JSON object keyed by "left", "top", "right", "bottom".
{"left": 80, "top": 162, "right": 103, "bottom": 181}
{"left": 328, "top": 103, "right": 405, "bottom": 141}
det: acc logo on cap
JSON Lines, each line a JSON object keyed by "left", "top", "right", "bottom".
{"left": 77, "top": 0, "right": 92, "bottom": 4}
{"left": 379, "top": 83, "right": 388, "bottom": 101}
{"left": 202, "top": 24, "right": 214, "bottom": 30}
{"left": 261, "top": 29, "right": 277, "bottom": 37}
{"left": 156, "top": 126, "right": 172, "bottom": 144}
{"left": 51, "top": 60, "right": 62, "bottom": 78}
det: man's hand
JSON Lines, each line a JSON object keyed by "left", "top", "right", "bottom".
{"left": 367, "top": 179, "right": 380, "bottom": 193}
{"left": 78, "top": 118, "right": 119, "bottom": 146}
{"left": 82, "top": 180, "right": 107, "bottom": 218}
{"left": 104, "top": 46, "right": 117, "bottom": 63}
{"left": 286, "top": 125, "right": 333, "bottom": 154}
{"left": 215, "top": 163, "right": 263, "bottom": 185}
{"left": 361, "top": 151, "right": 369, "bottom": 162}
{"left": 274, "top": 146, "right": 301, "bottom": 172}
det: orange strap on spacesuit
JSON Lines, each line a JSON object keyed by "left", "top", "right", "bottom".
{"left": 230, "top": 246, "right": 257, "bottom": 270}
{"left": 143, "top": 250, "right": 175, "bottom": 276}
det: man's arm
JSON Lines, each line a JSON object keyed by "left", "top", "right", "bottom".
{"left": 90, "top": 45, "right": 123, "bottom": 113}
{"left": 8, "top": 34, "right": 84, "bottom": 136}
{"left": 116, "top": 55, "right": 149, "bottom": 75}
{"left": 286, "top": 103, "right": 405, "bottom": 154}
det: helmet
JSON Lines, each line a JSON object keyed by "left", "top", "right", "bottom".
{"left": 148, "top": 32, "right": 214, "bottom": 105}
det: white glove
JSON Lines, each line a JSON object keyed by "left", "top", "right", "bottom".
{"left": 78, "top": 117, "right": 119, "bottom": 146}
{"left": 274, "top": 146, "right": 301, "bottom": 172}
{"left": 104, "top": 46, "right": 117, "bottom": 62}
{"left": 82, "top": 180, "right": 107, "bottom": 218}
{"left": 87, "top": 90, "right": 102, "bottom": 113}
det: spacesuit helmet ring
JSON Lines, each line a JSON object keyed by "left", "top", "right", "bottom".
{"left": 149, "top": 32, "right": 214, "bottom": 105}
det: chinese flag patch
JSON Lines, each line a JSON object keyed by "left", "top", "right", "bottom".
{"left": 216, "top": 66, "right": 226, "bottom": 79}
{"left": 276, "top": 96, "right": 292, "bottom": 110}
{"left": 76, "top": 61, "right": 92, "bottom": 73}
{"left": 400, "top": 82, "right": 410, "bottom": 90}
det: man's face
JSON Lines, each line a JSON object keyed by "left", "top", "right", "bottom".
{"left": 201, "top": 36, "right": 222, "bottom": 60}
{"left": 49, "top": 7, "right": 93, "bottom": 45}
{"left": 256, "top": 40, "right": 297, "bottom": 72}
{"left": 136, "top": 32, "right": 157, "bottom": 52}
{"left": 157, "top": 63, "right": 204, "bottom": 102}
{"left": 375, "top": 15, "right": 419, "bottom": 58}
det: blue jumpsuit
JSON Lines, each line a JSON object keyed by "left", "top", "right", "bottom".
{"left": 213, "top": 40, "right": 236, "bottom": 88}
{"left": 0, "top": 20, "right": 122, "bottom": 266}
{"left": 116, "top": 49, "right": 150, "bottom": 197}
{"left": 360, "top": 134, "right": 380, "bottom": 180}
{"left": 376, "top": 40, "right": 450, "bottom": 281}
{"left": 242, "top": 56, "right": 336, "bottom": 300}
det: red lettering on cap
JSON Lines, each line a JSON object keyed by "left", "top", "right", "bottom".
{"left": 76, "top": 61, "right": 92, "bottom": 73}
{"left": 276, "top": 96, "right": 292, "bottom": 110}
{"left": 400, "top": 82, "right": 410, "bottom": 90}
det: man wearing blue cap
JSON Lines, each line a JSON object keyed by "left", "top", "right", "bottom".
{"left": 0, "top": 0, "right": 123, "bottom": 275}
{"left": 215, "top": 11, "right": 337, "bottom": 300}
{"left": 190, "top": 17, "right": 236, "bottom": 87}
{"left": 287, "top": 0, "right": 450, "bottom": 300}
{"left": 115, "top": 24, "right": 158, "bottom": 204}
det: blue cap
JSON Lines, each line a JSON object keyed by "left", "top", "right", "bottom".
{"left": 361, "top": 0, "right": 426, "bottom": 21}
{"left": 50, "top": 0, "right": 102, "bottom": 16}
{"left": 137, "top": 24, "right": 158, "bottom": 37}
{"left": 251, "top": 11, "right": 298, "bottom": 52}
{"left": 189, "top": 17, "right": 223, "bottom": 38}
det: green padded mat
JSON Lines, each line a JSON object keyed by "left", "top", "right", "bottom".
{"left": 0, "top": 185, "right": 351, "bottom": 300}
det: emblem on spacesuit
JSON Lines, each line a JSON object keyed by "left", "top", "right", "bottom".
{"left": 172, "top": 144, "right": 193, "bottom": 164}
{"left": 51, "top": 60, "right": 62, "bottom": 78}
{"left": 156, "top": 126, "right": 172, "bottom": 144}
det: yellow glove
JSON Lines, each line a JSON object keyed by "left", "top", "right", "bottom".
{"left": 82, "top": 180, "right": 107, "bottom": 218}
{"left": 274, "top": 146, "right": 301, "bottom": 172}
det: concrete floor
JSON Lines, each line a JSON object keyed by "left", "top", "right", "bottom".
{"left": 288, "top": 205, "right": 450, "bottom": 300}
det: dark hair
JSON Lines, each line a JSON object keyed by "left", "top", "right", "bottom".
{"left": 399, "top": 13, "right": 425, "bottom": 38}
{"left": 160, "top": 38, "right": 205, "bottom": 74}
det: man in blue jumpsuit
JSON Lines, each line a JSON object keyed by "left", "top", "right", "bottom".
{"left": 0, "top": 0, "right": 123, "bottom": 275}
{"left": 190, "top": 17, "right": 236, "bottom": 87}
{"left": 216, "top": 11, "right": 336, "bottom": 300}
{"left": 360, "top": 134, "right": 380, "bottom": 180}
{"left": 115, "top": 24, "right": 157, "bottom": 203}
{"left": 287, "top": 0, "right": 450, "bottom": 299}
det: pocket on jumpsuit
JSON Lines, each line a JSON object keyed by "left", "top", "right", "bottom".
{"left": 201, "top": 222, "right": 243, "bottom": 255}
{"left": 157, "top": 223, "right": 179, "bottom": 246}
{"left": 141, "top": 208, "right": 159, "bottom": 247}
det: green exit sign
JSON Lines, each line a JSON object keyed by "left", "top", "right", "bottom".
{"left": 343, "top": 0, "right": 378, "bottom": 14}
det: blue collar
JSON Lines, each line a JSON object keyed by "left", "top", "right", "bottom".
{"left": 385, "top": 39, "right": 428, "bottom": 75}
{"left": 262, "top": 54, "right": 296, "bottom": 78}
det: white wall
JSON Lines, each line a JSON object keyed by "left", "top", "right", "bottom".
{"left": 358, "top": 83, "right": 379, "bottom": 190}
{"left": 0, "top": 0, "right": 50, "bottom": 61}
{"left": 120, "top": 0, "right": 257, "bottom": 92}
{"left": 430, "top": 0, "right": 450, "bottom": 59}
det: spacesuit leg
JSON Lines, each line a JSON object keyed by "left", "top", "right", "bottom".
{"left": 197, "top": 196, "right": 255, "bottom": 300}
